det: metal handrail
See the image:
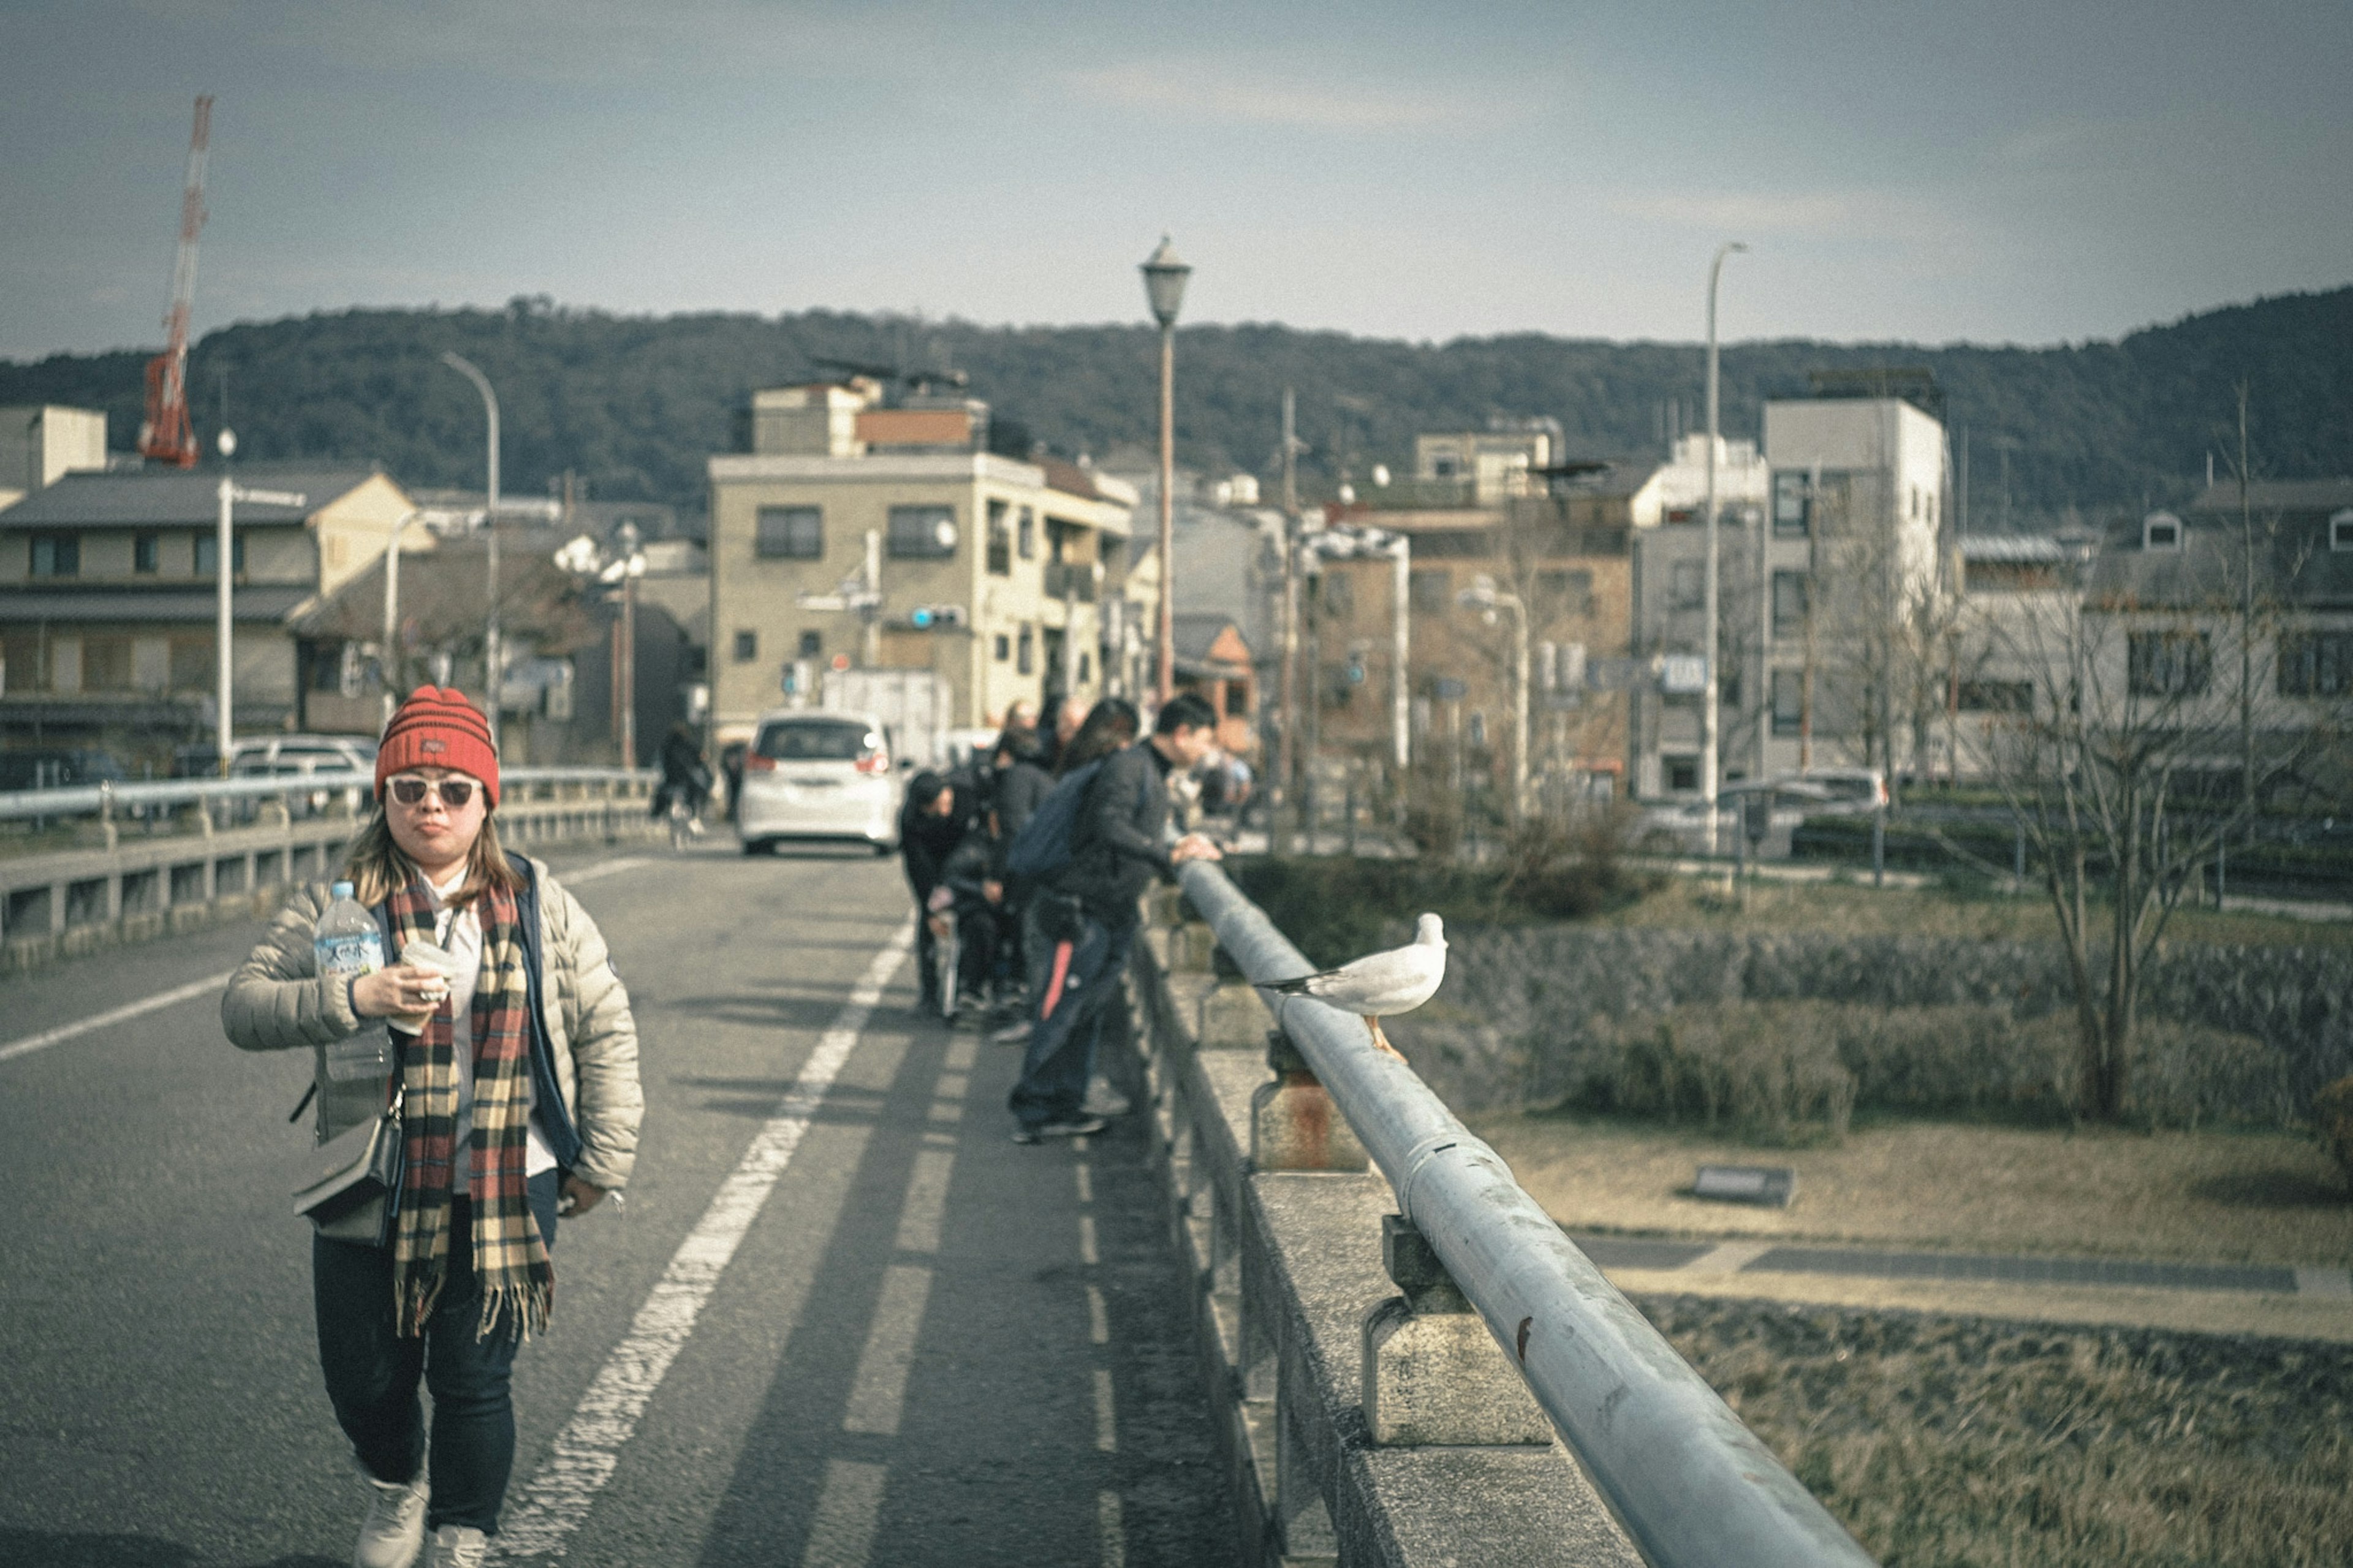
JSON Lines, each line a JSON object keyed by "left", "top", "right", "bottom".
{"left": 1176, "top": 860, "right": 1877, "bottom": 1568}
{"left": 0, "top": 767, "right": 653, "bottom": 823}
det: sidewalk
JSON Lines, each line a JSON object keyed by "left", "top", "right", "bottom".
{"left": 1574, "top": 1230, "right": 2353, "bottom": 1344}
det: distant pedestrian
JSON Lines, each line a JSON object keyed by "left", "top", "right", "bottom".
{"left": 222, "top": 686, "right": 643, "bottom": 1568}
{"left": 899, "top": 770, "right": 977, "bottom": 1015}
{"left": 1007, "top": 692, "right": 1222, "bottom": 1142}
{"left": 1042, "top": 695, "right": 1089, "bottom": 772}
{"left": 650, "top": 721, "right": 711, "bottom": 833}
{"left": 985, "top": 727, "right": 1056, "bottom": 1043}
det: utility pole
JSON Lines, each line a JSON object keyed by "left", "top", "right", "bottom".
{"left": 1278, "top": 386, "right": 1301, "bottom": 841}
{"left": 1700, "top": 241, "right": 1746, "bottom": 850}
{"left": 2237, "top": 383, "right": 2255, "bottom": 816}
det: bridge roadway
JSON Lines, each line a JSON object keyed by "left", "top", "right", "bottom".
{"left": 0, "top": 841, "right": 1239, "bottom": 1567}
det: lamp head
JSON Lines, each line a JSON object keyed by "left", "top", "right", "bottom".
{"left": 1140, "top": 235, "right": 1191, "bottom": 328}
{"left": 216, "top": 427, "right": 237, "bottom": 459}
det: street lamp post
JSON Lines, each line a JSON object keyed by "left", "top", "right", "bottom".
{"left": 214, "top": 428, "right": 236, "bottom": 773}
{"left": 1140, "top": 237, "right": 1191, "bottom": 708}
{"left": 441, "top": 351, "right": 502, "bottom": 744}
{"left": 1458, "top": 572, "right": 1528, "bottom": 819}
{"left": 615, "top": 521, "right": 644, "bottom": 768}
{"left": 1700, "top": 241, "right": 1746, "bottom": 852}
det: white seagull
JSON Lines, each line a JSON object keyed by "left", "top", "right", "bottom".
{"left": 1262, "top": 913, "right": 1447, "bottom": 1058}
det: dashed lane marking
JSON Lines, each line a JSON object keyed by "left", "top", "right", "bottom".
{"left": 493, "top": 921, "right": 915, "bottom": 1562}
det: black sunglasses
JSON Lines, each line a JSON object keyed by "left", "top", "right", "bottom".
{"left": 386, "top": 776, "right": 476, "bottom": 808}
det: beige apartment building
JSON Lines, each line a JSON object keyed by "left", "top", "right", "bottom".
{"left": 708, "top": 382, "right": 1146, "bottom": 743}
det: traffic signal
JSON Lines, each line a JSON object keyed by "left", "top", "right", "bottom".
{"left": 907, "top": 604, "right": 967, "bottom": 629}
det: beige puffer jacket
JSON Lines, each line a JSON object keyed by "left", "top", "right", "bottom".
{"left": 222, "top": 854, "right": 642, "bottom": 1192}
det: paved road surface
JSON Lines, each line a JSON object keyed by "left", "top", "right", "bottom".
{"left": 0, "top": 843, "right": 1237, "bottom": 1567}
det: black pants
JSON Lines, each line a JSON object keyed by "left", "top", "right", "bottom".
{"left": 313, "top": 1169, "right": 560, "bottom": 1535}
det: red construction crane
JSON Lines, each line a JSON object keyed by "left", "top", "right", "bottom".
{"left": 138, "top": 94, "right": 213, "bottom": 468}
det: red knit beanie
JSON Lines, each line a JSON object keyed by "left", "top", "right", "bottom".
{"left": 376, "top": 686, "right": 500, "bottom": 808}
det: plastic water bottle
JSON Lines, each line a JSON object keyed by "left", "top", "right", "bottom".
{"left": 316, "top": 881, "right": 391, "bottom": 1081}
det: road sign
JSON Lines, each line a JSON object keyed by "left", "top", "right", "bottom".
{"left": 1659, "top": 655, "right": 1708, "bottom": 695}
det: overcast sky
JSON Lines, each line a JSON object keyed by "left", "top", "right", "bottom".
{"left": 2, "top": 0, "right": 2346, "bottom": 361}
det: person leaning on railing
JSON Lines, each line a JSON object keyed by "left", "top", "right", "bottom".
{"left": 1006, "top": 692, "right": 1223, "bottom": 1143}
{"left": 221, "top": 686, "right": 643, "bottom": 1568}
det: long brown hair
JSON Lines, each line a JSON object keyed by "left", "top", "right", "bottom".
{"left": 344, "top": 807, "right": 523, "bottom": 908}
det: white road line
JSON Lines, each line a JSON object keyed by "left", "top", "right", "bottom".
{"left": 943, "top": 1035, "right": 978, "bottom": 1071}
{"left": 1086, "top": 1284, "right": 1110, "bottom": 1346}
{"left": 1074, "top": 1162, "right": 1093, "bottom": 1205}
{"left": 1097, "top": 1491, "right": 1126, "bottom": 1568}
{"left": 559, "top": 855, "right": 652, "bottom": 887}
{"left": 493, "top": 921, "right": 914, "bottom": 1562}
{"left": 0, "top": 969, "right": 235, "bottom": 1065}
{"left": 1092, "top": 1366, "right": 1118, "bottom": 1453}
{"left": 1078, "top": 1213, "right": 1099, "bottom": 1267}
{"left": 842, "top": 1263, "right": 934, "bottom": 1436}
{"left": 895, "top": 1149, "right": 956, "bottom": 1256}
{"left": 1686, "top": 1240, "right": 1776, "bottom": 1274}
{"left": 801, "top": 1459, "right": 888, "bottom": 1568}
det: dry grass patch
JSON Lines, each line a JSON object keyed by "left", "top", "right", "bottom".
{"left": 1474, "top": 1113, "right": 2353, "bottom": 1265}
{"left": 1597, "top": 874, "right": 2353, "bottom": 950}
{"left": 1643, "top": 1296, "right": 2353, "bottom": 1568}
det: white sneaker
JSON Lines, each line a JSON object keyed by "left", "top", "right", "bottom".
{"left": 353, "top": 1474, "right": 429, "bottom": 1568}
{"left": 425, "top": 1524, "right": 488, "bottom": 1568}
{"left": 990, "top": 1020, "right": 1034, "bottom": 1045}
{"left": 1083, "top": 1078, "right": 1132, "bottom": 1118}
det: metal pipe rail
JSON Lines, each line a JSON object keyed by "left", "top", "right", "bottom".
{"left": 1176, "top": 860, "right": 1876, "bottom": 1568}
{"left": 0, "top": 767, "right": 653, "bottom": 823}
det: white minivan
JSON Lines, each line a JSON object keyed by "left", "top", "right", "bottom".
{"left": 736, "top": 709, "right": 901, "bottom": 855}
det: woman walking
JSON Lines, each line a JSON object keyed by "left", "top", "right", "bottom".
{"left": 224, "top": 687, "right": 643, "bottom": 1568}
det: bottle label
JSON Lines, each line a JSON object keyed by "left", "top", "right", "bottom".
{"left": 315, "top": 933, "right": 384, "bottom": 979}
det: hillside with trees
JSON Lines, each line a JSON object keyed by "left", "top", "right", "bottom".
{"left": 3, "top": 286, "right": 2345, "bottom": 531}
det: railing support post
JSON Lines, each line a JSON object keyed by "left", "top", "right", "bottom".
{"left": 1363, "top": 1214, "right": 1552, "bottom": 1447}
{"left": 1251, "top": 1029, "right": 1368, "bottom": 1173}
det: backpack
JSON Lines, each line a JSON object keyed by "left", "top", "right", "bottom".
{"left": 1004, "top": 759, "right": 1109, "bottom": 882}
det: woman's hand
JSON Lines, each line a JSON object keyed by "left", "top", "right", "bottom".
{"left": 559, "top": 1175, "right": 609, "bottom": 1218}
{"left": 350, "top": 963, "right": 450, "bottom": 1026}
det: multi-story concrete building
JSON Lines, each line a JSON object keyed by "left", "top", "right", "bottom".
{"left": 1412, "top": 422, "right": 1556, "bottom": 506}
{"left": 707, "top": 382, "right": 1145, "bottom": 747}
{"left": 0, "top": 464, "right": 421, "bottom": 756}
{"left": 1759, "top": 390, "right": 1950, "bottom": 782}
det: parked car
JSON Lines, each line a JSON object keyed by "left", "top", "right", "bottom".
{"left": 228, "top": 734, "right": 379, "bottom": 816}
{"left": 0, "top": 748, "right": 128, "bottom": 792}
{"left": 737, "top": 710, "right": 901, "bottom": 856}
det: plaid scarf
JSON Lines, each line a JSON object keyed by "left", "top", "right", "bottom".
{"left": 387, "top": 874, "right": 553, "bottom": 1341}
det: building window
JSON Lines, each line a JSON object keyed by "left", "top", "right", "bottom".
{"left": 2128, "top": 629, "right": 2210, "bottom": 695}
{"left": 29, "top": 535, "right": 78, "bottom": 577}
{"left": 798, "top": 629, "right": 822, "bottom": 659}
{"left": 1017, "top": 625, "right": 1034, "bottom": 675}
{"left": 1665, "top": 754, "right": 1699, "bottom": 792}
{"left": 1770, "top": 670, "right": 1803, "bottom": 735}
{"left": 1317, "top": 572, "right": 1354, "bottom": 619}
{"left": 194, "top": 534, "right": 244, "bottom": 575}
{"left": 987, "top": 499, "right": 1011, "bottom": 576}
{"left": 168, "top": 636, "right": 212, "bottom": 689}
{"left": 1771, "top": 570, "right": 1808, "bottom": 637}
{"left": 1018, "top": 506, "right": 1036, "bottom": 559}
{"left": 1772, "top": 472, "right": 1809, "bottom": 537}
{"left": 1958, "top": 680, "right": 2033, "bottom": 713}
{"left": 733, "top": 630, "right": 759, "bottom": 663}
{"left": 1408, "top": 569, "right": 1450, "bottom": 613}
{"left": 2331, "top": 510, "right": 2353, "bottom": 552}
{"left": 1538, "top": 569, "right": 1595, "bottom": 616}
{"left": 754, "top": 506, "right": 823, "bottom": 559}
{"left": 2279, "top": 631, "right": 2353, "bottom": 697}
{"left": 134, "top": 534, "right": 159, "bottom": 574}
{"left": 887, "top": 504, "right": 957, "bottom": 558}
{"left": 1670, "top": 561, "right": 1704, "bottom": 610}
{"left": 2142, "top": 513, "right": 2183, "bottom": 551}
{"left": 995, "top": 634, "right": 1010, "bottom": 662}
{"left": 1078, "top": 651, "right": 1091, "bottom": 683}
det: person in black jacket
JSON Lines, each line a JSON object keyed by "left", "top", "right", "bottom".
{"left": 899, "top": 770, "right": 978, "bottom": 1013}
{"left": 1007, "top": 694, "right": 1222, "bottom": 1141}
